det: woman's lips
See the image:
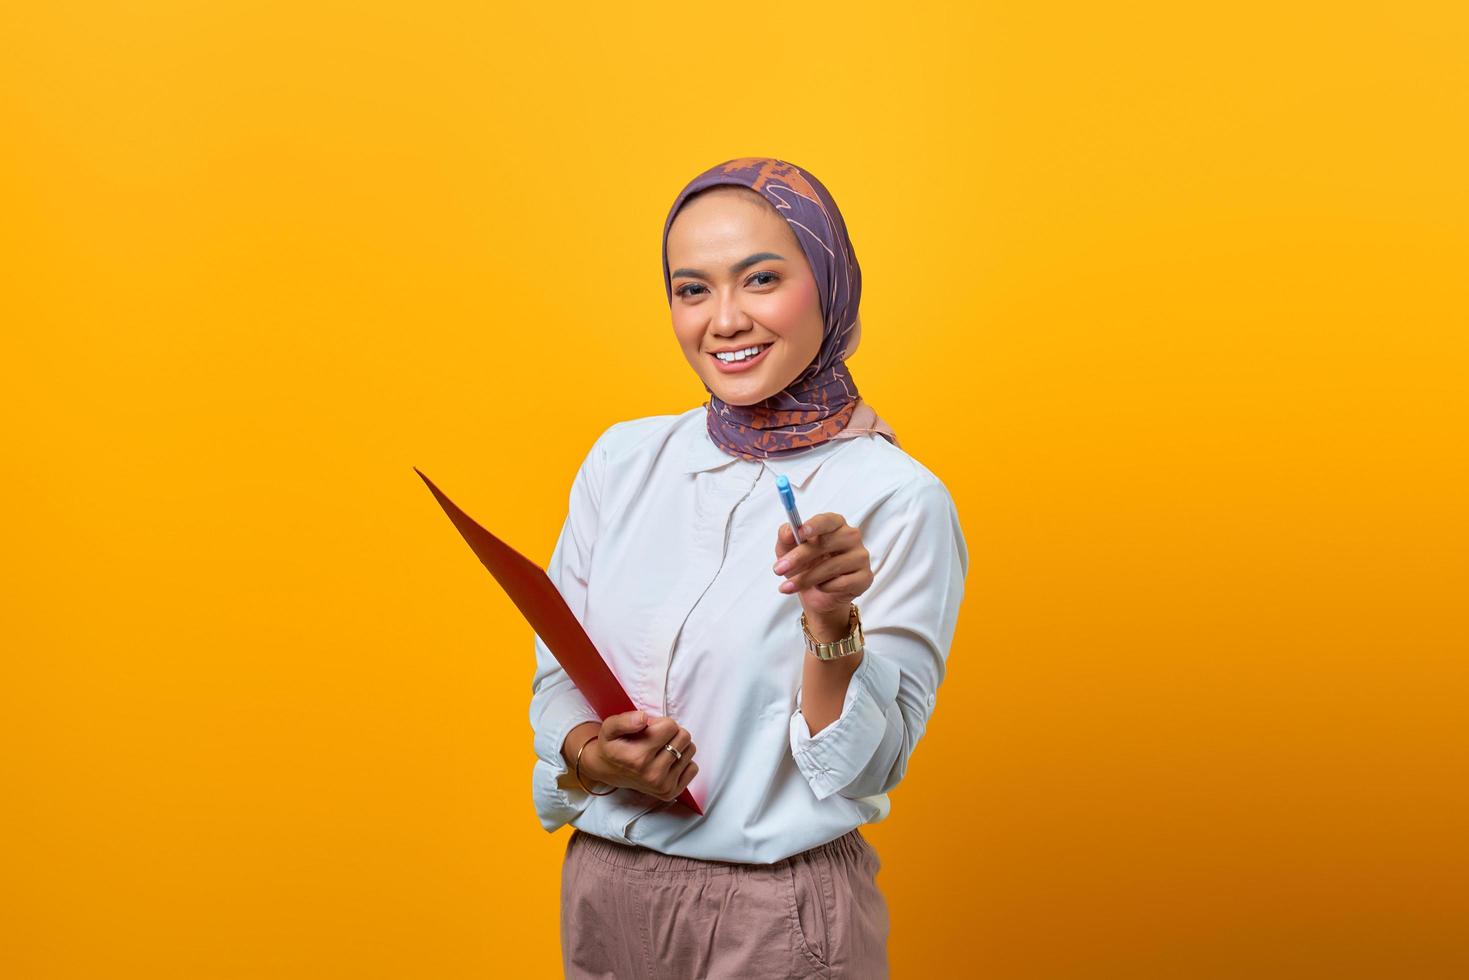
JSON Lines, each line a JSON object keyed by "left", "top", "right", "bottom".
{"left": 709, "top": 343, "right": 772, "bottom": 374}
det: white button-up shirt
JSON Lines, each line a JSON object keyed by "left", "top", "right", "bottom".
{"left": 529, "top": 405, "right": 968, "bottom": 864}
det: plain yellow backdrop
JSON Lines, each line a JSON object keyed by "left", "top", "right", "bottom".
{"left": 4, "top": 1, "right": 1466, "bottom": 977}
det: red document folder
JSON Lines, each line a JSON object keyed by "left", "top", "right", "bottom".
{"left": 415, "top": 467, "right": 703, "bottom": 816}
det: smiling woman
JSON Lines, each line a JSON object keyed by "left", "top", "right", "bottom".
{"left": 667, "top": 189, "right": 826, "bottom": 392}
{"left": 532, "top": 157, "right": 968, "bottom": 979}
{"left": 661, "top": 160, "right": 898, "bottom": 457}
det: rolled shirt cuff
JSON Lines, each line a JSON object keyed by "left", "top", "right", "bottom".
{"left": 789, "top": 647, "right": 902, "bottom": 800}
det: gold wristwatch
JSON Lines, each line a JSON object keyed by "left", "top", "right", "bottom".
{"left": 801, "top": 604, "right": 865, "bottom": 660}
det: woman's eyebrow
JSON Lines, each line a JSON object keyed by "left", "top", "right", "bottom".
{"left": 671, "top": 252, "right": 785, "bottom": 280}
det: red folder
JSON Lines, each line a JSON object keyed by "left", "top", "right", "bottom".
{"left": 415, "top": 467, "right": 703, "bottom": 815}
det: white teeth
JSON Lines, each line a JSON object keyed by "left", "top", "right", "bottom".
{"left": 715, "top": 344, "right": 769, "bottom": 362}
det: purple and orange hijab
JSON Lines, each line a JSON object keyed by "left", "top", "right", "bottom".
{"left": 661, "top": 157, "right": 898, "bottom": 461}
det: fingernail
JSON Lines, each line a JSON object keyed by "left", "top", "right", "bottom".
{"left": 773, "top": 559, "right": 790, "bottom": 574}
{"left": 780, "top": 581, "right": 796, "bottom": 593}
{"left": 800, "top": 525, "right": 811, "bottom": 536}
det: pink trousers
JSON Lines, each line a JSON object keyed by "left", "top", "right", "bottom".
{"left": 560, "top": 827, "right": 890, "bottom": 979}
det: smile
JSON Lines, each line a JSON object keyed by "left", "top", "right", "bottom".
{"left": 709, "top": 343, "right": 773, "bottom": 374}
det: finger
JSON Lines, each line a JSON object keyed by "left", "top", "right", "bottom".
{"left": 816, "top": 570, "right": 871, "bottom": 594}
{"left": 786, "top": 547, "right": 864, "bottom": 588}
{"left": 776, "top": 522, "right": 796, "bottom": 555}
{"left": 776, "top": 525, "right": 859, "bottom": 577}
{"left": 662, "top": 744, "right": 696, "bottom": 789}
{"left": 639, "top": 717, "right": 680, "bottom": 761}
{"left": 784, "top": 551, "right": 867, "bottom": 593}
{"left": 801, "top": 513, "right": 847, "bottom": 540}
{"left": 666, "top": 738, "right": 696, "bottom": 772}
{"left": 674, "top": 761, "right": 699, "bottom": 796}
{"left": 601, "top": 710, "right": 648, "bottom": 739}
{"left": 774, "top": 538, "right": 828, "bottom": 577}
{"left": 653, "top": 728, "right": 695, "bottom": 775}
{"left": 662, "top": 755, "right": 697, "bottom": 800}
{"left": 670, "top": 727, "right": 694, "bottom": 756}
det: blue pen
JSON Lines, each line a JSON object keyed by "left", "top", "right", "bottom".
{"left": 774, "top": 474, "right": 806, "bottom": 544}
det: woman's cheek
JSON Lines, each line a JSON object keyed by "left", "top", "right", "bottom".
{"left": 672, "top": 315, "right": 703, "bottom": 357}
{"left": 757, "top": 302, "right": 794, "bottom": 334}
{"left": 768, "top": 277, "right": 817, "bottom": 329}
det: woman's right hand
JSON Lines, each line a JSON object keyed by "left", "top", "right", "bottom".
{"left": 583, "top": 710, "right": 698, "bottom": 802}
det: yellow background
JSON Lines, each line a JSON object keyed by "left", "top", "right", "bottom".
{"left": 4, "top": 2, "right": 1466, "bottom": 977}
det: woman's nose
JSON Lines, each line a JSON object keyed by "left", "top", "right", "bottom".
{"left": 713, "top": 289, "right": 751, "bottom": 330}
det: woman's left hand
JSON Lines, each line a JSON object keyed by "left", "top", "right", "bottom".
{"left": 772, "top": 513, "right": 873, "bottom": 624}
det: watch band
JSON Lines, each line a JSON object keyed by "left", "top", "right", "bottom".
{"left": 801, "top": 604, "right": 865, "bottom": 660}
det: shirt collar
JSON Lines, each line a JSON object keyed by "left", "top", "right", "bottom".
{"left": 680, "top": 412, "right": 851, "bottom": 489}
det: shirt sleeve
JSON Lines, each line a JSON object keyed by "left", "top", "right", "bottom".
{"left": 788, "top": 478, "right": 969, "bottom": 801}
{"left": 529, "top": 429, "right": 612, "bottom": 832}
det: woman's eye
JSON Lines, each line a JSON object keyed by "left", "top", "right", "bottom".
{"left": 675, "top": 272, "right": 776, "bottom": 299}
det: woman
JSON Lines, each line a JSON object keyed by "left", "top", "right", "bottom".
{"left": 529, "top": 157, "right": 969, "bottom": 978}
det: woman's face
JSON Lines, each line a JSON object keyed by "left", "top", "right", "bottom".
{"left": 666, "top": 188, "right": 824, "bottom": 407}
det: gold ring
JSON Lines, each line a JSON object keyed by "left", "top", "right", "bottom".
{"left": 663, "top": 743, "right": 683, "bottom": 762}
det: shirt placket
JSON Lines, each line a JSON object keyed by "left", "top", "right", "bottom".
{"left": 614, "top": 464, "right": 761, "bottom": 844}
{"left": 649, "top": 464, "right": 761, "bottom": 719}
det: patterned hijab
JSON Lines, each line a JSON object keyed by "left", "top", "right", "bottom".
{"left": 661, "top": 157, "right": 899, "bottom": 460}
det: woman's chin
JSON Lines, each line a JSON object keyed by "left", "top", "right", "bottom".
{"left": 701, "top": 355, "right": 801, "bottom": 405}
{"left": 707, "top": 381, "right": 775, "bottom": 407}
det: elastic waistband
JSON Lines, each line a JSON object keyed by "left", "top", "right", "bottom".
{"left": 569, "top": 827, "right": 870, "bottom": 874}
